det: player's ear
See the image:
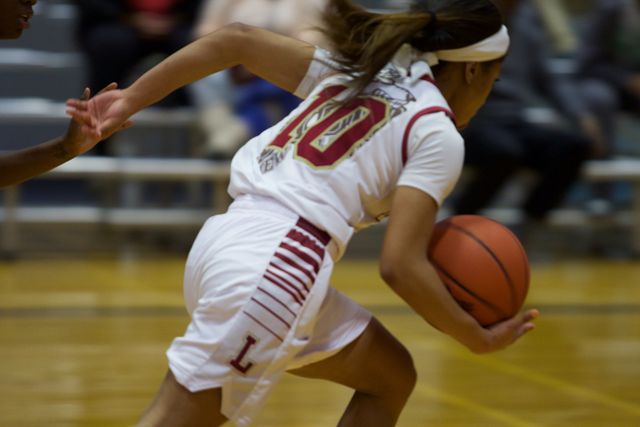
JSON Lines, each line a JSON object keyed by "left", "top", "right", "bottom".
{"left": 464, "top": 62, "right": 481, "bottom": 84}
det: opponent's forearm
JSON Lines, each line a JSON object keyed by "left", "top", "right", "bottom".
{"left": 123, "top": 23, "right": 247, "bottom": 113}
{"left": 0, "top": 136, "right": 74, "bottom": 188}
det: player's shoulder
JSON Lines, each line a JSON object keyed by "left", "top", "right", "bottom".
{"left": 404, "top": 103, "right": 460, "bottom": 143}
{"left": 402, "top": 105, "right": 462, "bottom": 164}
{"left": 403, "top": 77, "right": 455, "bottom": 126}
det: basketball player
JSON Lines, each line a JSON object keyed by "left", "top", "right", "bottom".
{"left": 0, "top": 0, "right": 125, "bottom": 187}
{"left": 68, "top": 0, "right": 540, "bottom": 425}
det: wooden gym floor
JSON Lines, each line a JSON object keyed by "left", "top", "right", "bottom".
{"left": 0, "top": 256, "right": 639, "bottom": 426}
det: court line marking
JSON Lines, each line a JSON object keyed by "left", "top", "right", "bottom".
{"left": 1, "top": 303, "right": 639, "bottom": 416}
{"left": 0, "top": 306, "right": 187, "bottom": 317}
{"left": 415, "top": 384, "right": 538, "bottom": 427}
{"left": 1, "top": 303, "right": 640, "bottom": 317}
{"left": 423, "top": 341, "right": 640, "bottom": 417}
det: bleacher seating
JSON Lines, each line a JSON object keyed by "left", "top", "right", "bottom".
{"left": 0, "top": 0, "right": 209, "bottom": 256}
{"left": 1, "top": 0, "right": 639, "bottom": 257}
{"left": 1, "top": 149, "right": 639, "bottom": 255}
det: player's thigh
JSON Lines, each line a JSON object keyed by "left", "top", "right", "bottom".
{"left": 288, "top": 317, "right": 416, "bottom": 396}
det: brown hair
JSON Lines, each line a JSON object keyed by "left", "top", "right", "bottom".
{"left": 321, "top": 0, "right": 504, "bottom": 94}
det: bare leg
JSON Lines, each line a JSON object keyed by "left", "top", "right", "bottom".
{"left": 135, "top": 370, "right": 228, "bottom": 427}
{"left": 289, "top": 317, "right": 417, "bottom": 427}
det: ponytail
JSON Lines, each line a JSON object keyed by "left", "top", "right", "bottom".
{"left": 321, "top": 0, "right": 503, "bottom": 94}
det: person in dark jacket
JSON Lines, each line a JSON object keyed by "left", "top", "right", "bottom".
{"left": 453, "top": 0, "right": 600, "bottom": 224}
{"left": 75, "top": 0, "right": 202, "bottom": 115}
{"left": 577, "top": 0, "right": 640, "bottom": 156}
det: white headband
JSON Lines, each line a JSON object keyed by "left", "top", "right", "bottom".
{"left": 424, "top": 25, "right": 510, "bottom": 66}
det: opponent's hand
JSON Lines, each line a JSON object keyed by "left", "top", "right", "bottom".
{"left": 63, "top": 84, "right": 132, "bottom": 156}
{"left": 66, "top": 83, "right": 135, "bottom": 141}
{"left": 470, "top": 308, "right": 539, "bottom": 354}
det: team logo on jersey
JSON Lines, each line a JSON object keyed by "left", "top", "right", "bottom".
{"left": 372, "top": 65, "right": 418, "bottom": 112}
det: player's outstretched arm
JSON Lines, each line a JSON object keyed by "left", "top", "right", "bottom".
{"left": 66, "top": 24, "right": 315, "bottom": 138}
{"left": 0, "top": 85, "right": 127, "bottom": 188}
{"left": 380, "top": 186, "right": 539, "bottom": 354}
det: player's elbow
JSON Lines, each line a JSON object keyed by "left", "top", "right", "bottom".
{"left": 219, "top": 22, "right": 255, "bottom": 47}
{"left": 224, "top": 22, "right": 253, "bottom": 36}
{"left": 379, "top": 254, "right": 412, "bottom": 290}
{"left": 195, "top": 23, "right": 216, "bottom": 39}
{"left": 203, "top": 22, "right": 256, "bottom": 61}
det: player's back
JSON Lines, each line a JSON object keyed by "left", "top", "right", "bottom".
{"left": 229, "top": 56, "right": 463, "bottom": 257}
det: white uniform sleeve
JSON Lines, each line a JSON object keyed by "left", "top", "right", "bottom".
{"left": 397, "top": 113, "right": 465, "bottom": 207}
{"left": 294, "top": 48, "right": 339, "bottom": 99}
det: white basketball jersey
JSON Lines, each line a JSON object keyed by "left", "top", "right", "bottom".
{"left": 229, "top": 47, "right": 465, "bottom": 257}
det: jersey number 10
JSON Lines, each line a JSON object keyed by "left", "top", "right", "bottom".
{"left": 269, "top": 85, "right": 391, "bottom": 169}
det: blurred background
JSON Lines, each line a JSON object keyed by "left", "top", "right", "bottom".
{"left": 0, "top": 0, "right": 639, "bottom": 259}
{"left": 1, "top": 0, "right": 639, "bottom": 426}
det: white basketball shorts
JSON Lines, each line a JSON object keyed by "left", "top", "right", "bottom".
{"left": 166, "top": 197, "right": 372, "bottom": 426}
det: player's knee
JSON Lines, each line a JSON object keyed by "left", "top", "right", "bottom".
{"left": 396, "top": 346, "right": 417, "bottom": 398}
{"left": 379, "top": 343, "right": 417, "bottom": 402}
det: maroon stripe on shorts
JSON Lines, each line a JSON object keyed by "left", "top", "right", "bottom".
{"left": 296, "top": 217, "right": 331, "bottom": 245}
{"left": 263, "top": 274, "right": 303, "bottom": 306}
{"left": 269, "top": 261, "right": 310, "bottom": 292}
{"left": 274, "top": 252, "right": 316, "bottom": 282}
{"left": 250, "top": 297, "right": 292, "bottom": 328}
{"left": 287, "top": 229, "right": 325, "bottom": 259}
{"left": 280, "top": 242, "right": 320, "bottom": 272}
{"left": 256, "top": 287, "right": 296, "bottom": 317}
{"left": 242, "top": 310, "right": 284, "bottom": 342}
{"left": 265, "top": 270, "right": 306, "bottom": 300}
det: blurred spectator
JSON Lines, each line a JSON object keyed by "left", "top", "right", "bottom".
{"left": 533, "top": 0, "right": 578, "bottom": 55}
{"left": 577, "top": 0, "right": 640, "bottom": 157}
{"left": 453, "top": 0, "right": 599, "bottom": 230}
{"left": 191, "top": 0, "right": 328, "bottom": 159}
{"left": 74, "top": 0, "right": 202, "bottom": 154}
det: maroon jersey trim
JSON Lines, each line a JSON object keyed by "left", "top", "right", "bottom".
{"left": 402, "top": 107, "right": 456, "bottom": 165}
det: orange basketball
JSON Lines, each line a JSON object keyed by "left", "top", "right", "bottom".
{"left": 427, "top": 215, "right": 530, "bottom": 326}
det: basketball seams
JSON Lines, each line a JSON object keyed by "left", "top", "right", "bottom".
{"left": 447, "top": 222, "right": 519, "bottom": 311}
{"left": 515, "top": 236, "right": 530, "bottom": 301}
{"left": 431, "top": 259, "right": 510, "bottom": 320}
{"left": 477, "top": 216, "right": 530, "bottom": 304}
